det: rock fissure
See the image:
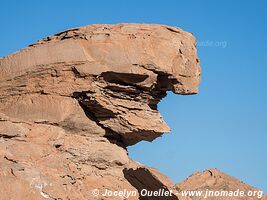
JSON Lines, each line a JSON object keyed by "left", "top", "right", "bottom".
{"left": 72, "top": 92, "right": 126, "bottom": 148}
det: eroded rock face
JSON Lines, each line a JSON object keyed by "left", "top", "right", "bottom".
{"left": 0, "top": 24, "right": 263, "bottom": 200}
{"left": 0, "top": 23, "right": 200, "bottom": 200}
{"left": 0, "top": 24, "right": 200, "bottom": 146}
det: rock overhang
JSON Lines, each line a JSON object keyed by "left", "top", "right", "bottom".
{"left": 1, "top": 24, "right": 264, "bottom": 200}
{"left": 0, "top": 23, "right": 201, "bottom": 146}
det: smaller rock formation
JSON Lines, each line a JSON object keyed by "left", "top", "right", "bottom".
{"left": 176, "top": 169, "right": 266, "bottom": 200}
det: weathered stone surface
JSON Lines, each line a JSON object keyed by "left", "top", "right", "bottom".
{"left": 0, "top": 23, "right": 263, "bottom": 200}
{"left": 0, "top": 23, "right": 201, "bottom": 145}
{"left": 0, "top": 23, "right": 200, "bottom": 200}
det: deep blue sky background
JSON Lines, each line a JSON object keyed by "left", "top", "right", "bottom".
{"left": 1, "top": 0, "right": 266, "bottom": 193}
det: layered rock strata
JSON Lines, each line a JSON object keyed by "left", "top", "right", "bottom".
{"left": 0, "top": 24, "right": 263, "bottom": 200}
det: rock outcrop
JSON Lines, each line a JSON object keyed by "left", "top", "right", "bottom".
{"left": 176, "top": 169, "right": 266, "bottom": 200}
{"left": 0, "top": 23, "right": 200, "bottom": 146}
{"left": 0, "top": 24, "right": 264, "bottom": 200}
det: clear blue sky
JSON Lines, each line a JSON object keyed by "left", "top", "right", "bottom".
{"left": 1, "top": 0, "right": 266, "bottom": 193}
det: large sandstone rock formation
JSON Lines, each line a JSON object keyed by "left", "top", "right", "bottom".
{"left": 0, "top": 24, "right": 264, "bottom": 200}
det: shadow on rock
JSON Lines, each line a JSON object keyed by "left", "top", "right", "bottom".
{"left": 123, "top": 167, "right": 178, "bottom": 200}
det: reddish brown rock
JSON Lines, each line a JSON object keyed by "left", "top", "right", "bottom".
{"left": 176, "top": 169, "right": 266, "bottom": 200}
{"left": 0, "top": 23, "right": 200, "bottom": 145}
{"left": 0, "top": 23, "right": 200, "bottom": 200}
{"left": 0, "top": 23, "right": 263, "bottom": 200}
